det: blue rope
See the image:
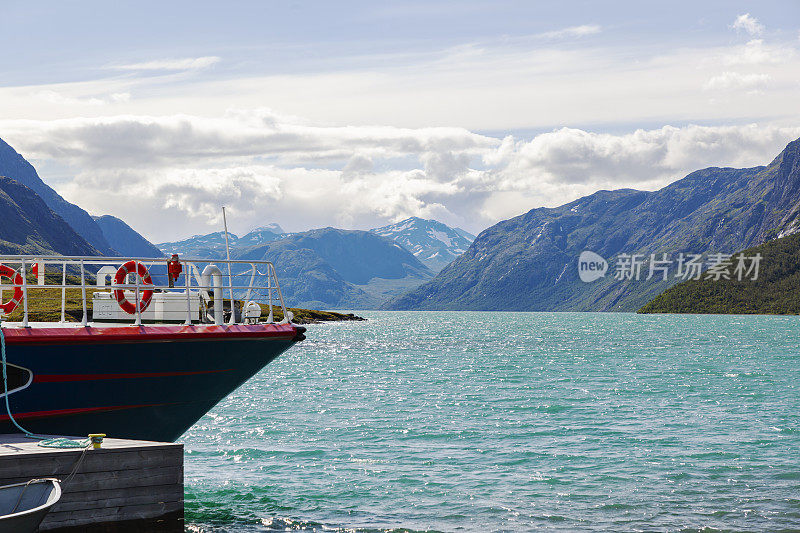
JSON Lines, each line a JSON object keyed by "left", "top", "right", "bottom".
{"left": 0, "top": 320, "right": 88, "bottom": 448}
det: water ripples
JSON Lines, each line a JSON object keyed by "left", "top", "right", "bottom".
{"left": 182, "top": 312, "right": 800, "bottom": 532}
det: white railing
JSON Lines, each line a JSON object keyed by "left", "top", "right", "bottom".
{"left": 0, "top": 255, "right": 291, "bottom": 327}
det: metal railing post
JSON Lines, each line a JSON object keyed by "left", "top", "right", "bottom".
{"left": 79, "top": 259, "right": 87, "bottom": 326}
{"left": 267, "top": 265, "right": 273, "bottom": 323}
{"left": 272, "top": 263, "right": 288, "bottom": 322}
{"left": 60, "top": 262, "right": 66, "bottom": 323}
{"left": 20, "top": 258, "right": 28, "bottom": 328}
{"left": 134, "top": 266, "right": 142, "bottom": 326}
{"left": 227, "top": 262, "right": 235, "bottom": 326}
{"left": 244, "top": 264, "right": 256, "bottom": 303}
{"left": 184, "top": 261, "right": 192, "bottom": 325}
{"left": 222, "top": 207, "right": 235, "bottom": 326}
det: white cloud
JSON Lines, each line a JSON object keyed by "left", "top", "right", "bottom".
{"left": 110, "top": 93, "right": 131, "bottom": 103}
{"left": 499, "top": 124, "right": 800, "bottom": 188}
{"left": 1, "top": 31, "right": 798, "bottom": 131}
{"left": 0, "top": 112, "right": 499, "bottom": 236}
{"left": 731, "top": 13, "right": 764, "bottom": 36}
{"left": 703, "top": 71, "right": 772, "bottom": 91}
{"left": 722, "top": 39, "right": 792, "bottom": 66}
{"left": 34, "top": 90, "right": 133, "bottom": 107}
{"left": 0, "top": 20, "right": 798, "bottom": 241}
{"left": 108, "top": 56, "right": 221, "bottom": 71}
{"left": 538, "top": 25, "right": 601, "bottom": 40}
{"left": 1, "top": 110, "right": 495, "bottom": 170}
{"left": 35, "top": 90, "right": 106, "bottom": 106}
{"left": 1, "top": 113, "right": 798, "bottom": 241}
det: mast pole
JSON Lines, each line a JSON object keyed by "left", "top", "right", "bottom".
{"left": 222, "top": 207, "right": 235, "bottom": 324}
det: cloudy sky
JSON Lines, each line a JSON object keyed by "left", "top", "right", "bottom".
{"left": 1, "top": 1, "right": 799, "bottom": 241}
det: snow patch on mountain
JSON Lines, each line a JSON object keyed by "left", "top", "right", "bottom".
{"left": 370, "top": 217, "right": 476, "bottom": 272}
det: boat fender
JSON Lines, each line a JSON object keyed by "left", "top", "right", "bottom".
{"left": 113, "top": 261, "right": 154, "bottom": 314}
{"left": 0, "top": 265, "right": 23, "bottom": 315}
{"left": 293, "top": 325, "right": 307, "bottom": 342}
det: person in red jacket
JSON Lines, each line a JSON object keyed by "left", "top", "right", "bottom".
{"left": 167, "top": 254, "right": 182, "bottom": 288}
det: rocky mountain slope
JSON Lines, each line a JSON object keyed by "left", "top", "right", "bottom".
{"left": 233, "top": 228, "right": 433, "bottom": 309}
{"left": 93, "top": 215, "right": 164, "bottom": 258}
{"left": 158, "top": 224, "right": 439, "bottom": 308}
{"left": 370, "top": 217, "right": 475, "bottom": 272}
{"left": 386, "top": 137, "right": 800, "bottom": 311}
{"left": 0, "top": 137, "right": 115, "bottom": 254}
{"left": 639, "top": 232, "right": 800, "bottom": 315}
{"left": 0, "top": 176, "right": 99, "bottom": 256}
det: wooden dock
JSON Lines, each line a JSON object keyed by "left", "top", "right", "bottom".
{"left": 0, "top": 434, "right": 183, "bottom": 532}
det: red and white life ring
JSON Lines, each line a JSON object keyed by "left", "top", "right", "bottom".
{"left": 113, "top": 261, "right": 154, "bottom": 315}
{"left": 0, "top": 265, "right": 23, "bottom": 315}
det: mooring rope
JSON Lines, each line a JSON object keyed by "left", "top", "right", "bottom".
{"left": 0, "top": 318, "right": 89, "bottom": 449}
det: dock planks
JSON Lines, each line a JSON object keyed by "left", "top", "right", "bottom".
{"left": 0, "top": 434, "right": 183, "bottom": 532}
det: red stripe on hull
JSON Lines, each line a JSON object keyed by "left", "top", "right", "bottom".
{"left": 0, "top": 403, "right": 167, "bottom": 421}
{"left": 33, "top": 369, "right": 232, "bottom": 383}
{"left": 1, "top": 323, "right": 298, "bottom": 345}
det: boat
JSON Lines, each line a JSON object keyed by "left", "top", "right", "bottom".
{"left": 0, "top": 478, "right": 61, "bottom": 533}
{"left": 0, "top": 255, "right": 305, "bottom": 442}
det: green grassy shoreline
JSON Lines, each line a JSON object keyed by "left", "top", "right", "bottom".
{"left": 639, "top": 233, "right": 800, "bottom": 315}
{"left": 277, "top": 308, "right": 366, "bottom": 324}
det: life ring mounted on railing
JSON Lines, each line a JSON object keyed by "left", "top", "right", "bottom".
{"left": 113, "top": 261, "right": 154, "bottom": 315}
{"left": 0, "top": 265, "right": 24, "bottom": 315}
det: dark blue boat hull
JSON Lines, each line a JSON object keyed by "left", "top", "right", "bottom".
{"left": 0, "top": 325, "right": 301, "bottom": 442}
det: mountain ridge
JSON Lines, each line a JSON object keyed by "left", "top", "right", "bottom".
{"left": 0, "top": 137, "right": 116, "bottom": 254}
{"left": 231, "top": 227, "right": 433, "bottom": 309}
{"left": 385, "top": 137, "right": 800, "bottom": 311}
{"left": 155, "top": 218, "right": 473, "bottom": 308}
{"left": 157, "top": 225, "right": 286, "bottom": 258}
{"left": 0, "top": 176, "right": 100, "bottom": 256}
{"left": 93, "top": 215, "right": 164, "bottom": 258}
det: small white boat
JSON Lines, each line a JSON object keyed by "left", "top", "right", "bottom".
{"left": 0, "top": 478, "right": 61, "bottom": 533}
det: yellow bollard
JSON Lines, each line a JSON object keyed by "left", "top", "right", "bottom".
{"left": 88, "top": 433, "right": 106, "bottom": 449}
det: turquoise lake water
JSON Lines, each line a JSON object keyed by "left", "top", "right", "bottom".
{"left": 182, "top": 312, "right": 800, "bottom": 532}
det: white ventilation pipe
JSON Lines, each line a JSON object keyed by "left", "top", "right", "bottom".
{"left": 200, "top": 265, "right": 224, "bottom": 325}
{"left": 96, "top": 266, "right": 117, "bottom": 287}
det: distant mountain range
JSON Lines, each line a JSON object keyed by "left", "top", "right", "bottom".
{"left": 386, "top": 137, "right": 800, "bottom": 311}
{"left": 231, "top": 227, "right": 433, "bottom": 309}
{"left": 9, "top": 129, "right": 800, "bottom": 315}
{"left": 371, "top": 217, "right": 475, "bottom": 272}
{"left": 157, "top": 225, "right": 286, "bottom": 259}
{"left": 157, "top": 217, "right": 474, "bottom": 272}
{"left": 156, "top": 218, "right": 474, "bottom": 308}
{"left": 0, "top": 136, "right": 459, "bottom": 309}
